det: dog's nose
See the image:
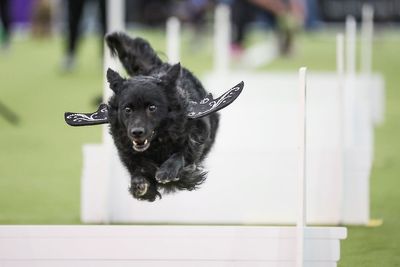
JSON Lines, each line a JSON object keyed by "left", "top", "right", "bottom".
{"left": 130, "top": 127, "right": 145, "bottom": 137}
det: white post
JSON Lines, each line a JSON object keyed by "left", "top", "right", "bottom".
{"left": 336, "top": 34, "right": 345, "bottom": 224}
{"left": 361, "top": 4, "right": 374, "bottom": 74}
{"left": 296, "top": 67, "right": 307, "bottom": 267}
{"left": 337, "top": 34, "right": 345, "bottom": 80}
{"left": 101, "top": 0, "right": 125, "bottom": 223}
{"left": 166, "top": 17, "right": 181, "bottom": 64}
{"left": 104, "top": 0, "right": 125, "bottom": 102}
{"left": 214, "top": 4, "right": 231, "bottom": 73}
{"left": 345, "top": 16, "right": 356, "bottom": 77}
{"left": 345, "top": 16, "right": 356, "bottom": 147}
{"left": 103, "top": 0, "right": 125, "bottom": 140}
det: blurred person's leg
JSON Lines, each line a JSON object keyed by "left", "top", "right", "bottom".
{"left": 247, "top": 0, "right": 304, "bottom": 55}
{"left": 278, "top": 0, "right": 304, "bottom": 55}
{"left": 98, "top": 0, "right": 106, "bottom": 54}
{"left": 0, "top": 0, "right": 11, "bottom": 48}
{"left": 63, "top": 0, "right": 85, "bottom": 70}
{"left": 67, "top": 0, "right": 85, "bottom": 55}
{"left": 231, "top": 0, "right": 257, "bottom": 55}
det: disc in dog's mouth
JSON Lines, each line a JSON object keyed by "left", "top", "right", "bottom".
{"left": 132, "top": 139, "right": 151, "bottom": 152}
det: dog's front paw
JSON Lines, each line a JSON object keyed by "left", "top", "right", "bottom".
{"left": 155, "top": 167, "right": 180, "bottom": 184}
{"left": 129, "top": 176, "right": 161, "bottom": 202}
{"left": 129, "top": 176, "right": 150, "bottom": 198}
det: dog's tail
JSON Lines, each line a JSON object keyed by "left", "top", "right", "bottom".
{"left": 105, "top": 32, "right": 163, "bottom": 76}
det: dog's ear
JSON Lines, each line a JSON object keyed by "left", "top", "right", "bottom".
{"left": 161, "top": 63, "right": 181, "bottom": 87}
{"left": 107, "top": 68, "right": 125, "bottom": 93}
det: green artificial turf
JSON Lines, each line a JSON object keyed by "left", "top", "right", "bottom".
{"left": 0, "top": 37, "right": 102, "bottom": 224}
{"left": 340, "top": 34, "right": 400, "bottom": 266}
{"left": 0, "top": 29, "right": 399, "bottom": 265}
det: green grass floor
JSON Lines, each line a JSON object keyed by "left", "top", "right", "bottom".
{"left": 0, "top": 29, "right": 399, "bottom": 266}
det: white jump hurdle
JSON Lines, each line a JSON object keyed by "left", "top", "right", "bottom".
{"left": 79, "top": 73, "right": 354, "bottom": 224}
{"left": 0, "top": 69, "right": 347, "bottom": 267}
{"left": 202, "top": 71, "right": 372, "bottom": 225}
{"left": 0, "top": 225, "right": 346, "bottom": 267}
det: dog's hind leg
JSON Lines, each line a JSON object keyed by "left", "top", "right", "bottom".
{"left": 105, "top": 32, "right": 163, "bottom": 76}
{"left": 155, "top": 153, "right": 185, "bottom": 184}
{"left": 173, "top": 165, "right": 207, "bottom": 191}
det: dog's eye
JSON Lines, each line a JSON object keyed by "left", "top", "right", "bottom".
{"left": 148, "top": 105, "right": 157, "bottom": 112}
{"left": 124, "top": 107, "right": 132, "bottom": 113}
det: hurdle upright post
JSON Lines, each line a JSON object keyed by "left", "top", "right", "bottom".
{"left": 103, "top": 0, "right": 125, "bottom": 108}
{"left": 214, "top": 4, "right": 231, "bottom": 74}
{"left": 346, "top": 16, "right": 356, "bottom": 77}
{"left": 361, "top": 4, "right": 374, "bottom": 75}
{"left": 103, "top": 0, "right": 125, "bottom": 145}
{"left": 345, "top": 15, "right": 357, "bottom": 147}
{"left": 100, "top": 0, "right": 125, "bottom": 223}
{"left": 296, "top": 67, "right": 307, "bottom": 267}
{"left": 336, "top": 33, "right": 345, "bottom": 224}
{"left": 166, "top": 17, "right": 181, "bottom": 64}
{"left": 337, "top": 34, "right": 345, "bottom": 81}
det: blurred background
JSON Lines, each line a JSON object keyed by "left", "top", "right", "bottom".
{"left": 0, "top": 0, "right": 400, "bottom": 265}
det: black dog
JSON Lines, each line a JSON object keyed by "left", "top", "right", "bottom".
{"left": 105, "top": 32, "right": 219, "bottom": 201}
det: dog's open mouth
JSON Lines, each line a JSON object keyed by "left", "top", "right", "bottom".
{"left": 132, "top": 139, "right": 151, "bottom": 152}
{"left": 131, "top": 131, "right": 155, "bottom": 152}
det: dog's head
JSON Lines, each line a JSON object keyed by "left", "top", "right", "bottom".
{"left": 107, "top": 64, "right": 181, "bottom": 152}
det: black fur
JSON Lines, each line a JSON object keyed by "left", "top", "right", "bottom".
{"left": 105, "top": 32, "right": 219, "bottom": 201}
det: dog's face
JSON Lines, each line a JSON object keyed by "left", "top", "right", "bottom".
{"left": 107, "top": 64, "right": 181, "bottom": 152}
{"left": 117, "top": 79, "right": 168, "bottom": 152}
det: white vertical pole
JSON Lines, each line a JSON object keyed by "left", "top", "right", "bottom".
{"left": 345, "top": 16, "right": 356, "bottom": 147}
{"left": 214, "top": 4, "right": 231, "bottom": 73}
{"left": 107, "top": 0, "right": 125, "bottom": 33}
{"left": 104, "top": 0, "right": 125, "bottom": 102}
{"left": 361, "top": 4, "right": 374, "bottom": 74}
{"left": 346, "top": 16, "right": 356, "bottom": 77}
{"left": 337, "top": 34, "right": 345, "bottom": 80}
{"left": 103, "top": 0, "right": 125, "bottom": 141}
{"left": 166, "top": 17, "right": 181, "bottom": 64}
{"left": 336, "top": 34, "right": 345, "bottom": 224}
{"left": 102, "top": 0, "right": 125, "bottom": 223}
{"left": 296, "top": 67, "right": 307, "bottom": 267}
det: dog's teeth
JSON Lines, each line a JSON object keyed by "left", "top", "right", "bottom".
{"left": 132, "top": 140, "right": 138, "bottom": 146}
{"left": 144, "top": 139, "right": 148, "bottom": 145}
